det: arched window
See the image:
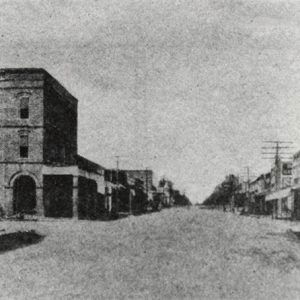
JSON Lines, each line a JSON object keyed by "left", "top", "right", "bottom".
{"left": 20, "top": 133, "right": 29, "bottom": 158}
{"left": 20, "top": 97, "right": 29, "bottom": 119}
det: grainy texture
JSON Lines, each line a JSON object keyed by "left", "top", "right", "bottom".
{"left": 0, "top": 1, "right": 299, "bottom": 298}
{"left": 0, "top": 208, "right": 300, "bottom": 299}
{"left": 0, "top": 0, "right": 299, "bottom": 202}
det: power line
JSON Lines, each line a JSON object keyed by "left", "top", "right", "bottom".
{"left": 263, "top": 141, "right": 293, "bottom": 144}
{"left": 115, "top": 156, "right": 119, "bottom": 213}
{"left": 261, "top": 141, "right": 294, "bottom": 161}
{"left": 262, "top": 158, "right": 293, "bottom": 162}
{"left": 261, "top": 152, "right": 293, "bottom": 155}
{"left": 261, "top": 140, "right": 293, "bottom": 190}
{"left": 261, "top": 146, "right": 294, "bottom": 149}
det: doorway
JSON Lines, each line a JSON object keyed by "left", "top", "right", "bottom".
{"left": 13, "top": 175, "right": 36, "bottom": 214}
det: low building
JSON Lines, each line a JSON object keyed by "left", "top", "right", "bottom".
{"left": 235, "top": 178, "right": 248, "bottom": 210}
{"left": 122, "top": 169, "right": 153, "bottom": 196}
{"left": 156, "top": 180, "right": 174, "bottom": 207}
{"left": 292, "top": 150, "right": 300, "bottom": 220}
{"left": 249, "top": 173, "right": 271, "bottom": 215}
{"left": 103, "top": 169, "right": 153, "bottom": 214}
{"left": 249, "top": 177, "right": 260, "bottom": 213}
{"left": 265, "top": 159, "right": 293, "bottom": 219}
{"left": 103, "top": 169, "right": 125, "bottom": 214}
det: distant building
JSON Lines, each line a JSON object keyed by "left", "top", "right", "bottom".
{"left": 122, "top": 169, "right": 153, "bottom": 194}
{"left": 265, "top": 159, "right": 293, "bottom": 219}
{"left": 0, "top": 68, "right": 105, "bottom": 218}
{"left": 292, "top": 150, "right": 300, "bottom": 220}
{"left": 156, "top": 179, "right": 174, "bottom": 207}
{"left": 103, "top": 169, "right": 154, "bottom": 214}
{"left": 270, "top": 160, "right": 292, "bottom": 191}
{"left": 122, "top": 169, "right": 154, "bottom": 213}
{"left": 248, "top": 173, "right": 271, "bottom": 214}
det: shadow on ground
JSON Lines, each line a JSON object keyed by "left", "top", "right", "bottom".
{"left": 0, "top": 230, "right": 44, "bottom": 254}
{"left": 291, "top": 231, "right": 300, "bottom": 240}
{"left": 94, "top": 210, "right": 161, "bottom": 222}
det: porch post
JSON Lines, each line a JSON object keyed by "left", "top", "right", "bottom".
{"left": 36, "top": 187, "right": 44, "bottom": 216}
{"left": 4, "top": 187, "right": 13, "bottom": 216}
{"left": 73, "top": 175, "right": 79, "bottom": 218}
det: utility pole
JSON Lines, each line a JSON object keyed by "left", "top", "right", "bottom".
{"left": 240, "top": 167, "right": 251, "bottom": 195}
{"left": 145, "top": 167, "right": 149, "bottom": 199}
{"left": 246, "top": 167, "right": 250, "bottom": 193}
{"left": 115, "top": 155, "right": 120, "bottom": 215}
{"left": 261, "top": 141, "right": 293, "bottom": 191}
{"left": 246, "top": 166, "right": 250, "bottom": 213}
{"left": 129, "top": 188, "right": 132, "bottom": 215}
{"left": 107, "top": 168, "right": 113, "bottom": 212}
{"left": 239, "top": 167, "right": 257, "bottom": 188}
{"left": 262, "top": 141, "right": 293, "bottom": 219}
{"left": 239, "top": 167, "right": 256, "bottom": 213}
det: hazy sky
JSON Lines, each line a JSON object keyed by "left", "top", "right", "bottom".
{"left": 1, "top": 0, "right": 300, "bottom": 202}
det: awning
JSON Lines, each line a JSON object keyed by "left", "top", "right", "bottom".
{"left": 105, "top": 182, "right": 125, "bottom": 189}
{"left": 265, "top": 188, "right": 291, "bottom": 201}
{"left": 292, "top": 184, "right": 300, "bottom": 191}
{"left": 256, "top": 191, "right": 269, "bottom": 197}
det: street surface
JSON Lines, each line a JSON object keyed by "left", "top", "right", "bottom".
{"left": 0, "top": 208, "right": 300, "bottom": 299}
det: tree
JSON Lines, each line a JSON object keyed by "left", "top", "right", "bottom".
{"left": 203, "top": 174, "right": 239, "bottom": 208}
{"left": 173, "top": 190, "right": 192, "bottom": 206}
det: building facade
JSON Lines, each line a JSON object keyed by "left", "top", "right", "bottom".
{"left": 121, "top": 170, "right": 153, "bottom": 192}
{"left": 0, "top": 68, "right": 105, "bottom": 218}
{"left": 265, "top": 159, "right": 293, "bottom": 219}
{"left": 119, "top": 169, "right": 153, "bottom": 213}
{"left": 292, "top": 151, "right": 300, "bottom": 220}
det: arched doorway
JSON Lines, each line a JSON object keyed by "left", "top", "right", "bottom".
{"left": 13, "top": 175, "right": 36, "bottom": 214}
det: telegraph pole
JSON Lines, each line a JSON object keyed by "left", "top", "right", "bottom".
{"left": 246, "top": 166, "right": 250, "bottom": 213}
{"left": 116, "top": 155, "right": 120, "bottom": 185}
{"left": 145, "top": 167, "right": 149, "bottom": 197}
{"left": 145, "top": 167, "right": 150, "bottom": 212}
{"left": 261, "top": 141, "right": 293, "bottom": 190}
{"left": 246, "top": 167, "right": 250, "bottom": 193}
{"left": 239, "top": 166, "right": 256, "bottom": 213}
{"left": 115, "top": 155, "right": 120, "bottom": 215}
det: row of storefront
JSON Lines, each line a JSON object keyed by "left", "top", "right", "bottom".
{"left": 241, "top": 152, "right": 300, "bottom": 220}
{"left": 0, "top": 68, "right": 161, "bottom": 219}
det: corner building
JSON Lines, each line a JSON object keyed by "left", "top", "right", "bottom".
{"left": 0, "top": 68, "right": 105, "bottom": 218}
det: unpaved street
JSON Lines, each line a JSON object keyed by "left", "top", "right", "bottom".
{"left": 0, "top": 208, "right": 300, "bottom": 299}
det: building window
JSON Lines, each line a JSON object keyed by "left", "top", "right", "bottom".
{"left": 20, "top": 134, "right": 28, "bottom": 158}
{"left": 20, "top": 97, "right": 29, "bottom": 119}
{"left": 281, "top": 197, "right": 288, "bottom": 213}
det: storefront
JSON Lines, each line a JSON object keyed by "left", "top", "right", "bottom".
{"left": 292, "top": 151, "right": 300, "bottom": 220}
{"left": 292, "top": 187, "right": 300, "bottom": 220}
{"left": 265, "top": 187, "right": 292, "bottom": 219}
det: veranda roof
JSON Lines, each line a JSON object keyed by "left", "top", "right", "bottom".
{"left": 265, "top": 188, "right": 291, "bottom": 201}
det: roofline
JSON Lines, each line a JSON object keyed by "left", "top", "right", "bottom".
{"left": 0, "top": 68, "right": 46, "bottom": 74}
{"left": 121, "top": 169, "right": 153, "bottom": 172}
{"left": 76, "top": 154, "right": 106, "bottom": 171}
{"left": 44, "top": 71, "right": 78, "bottom": 104}
{"left": 0, "top": 68, "right": 78, "bottom": 104}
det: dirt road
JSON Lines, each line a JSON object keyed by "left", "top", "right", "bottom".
{"left": 0, "top": 208, "right": 300, "bottom": 299}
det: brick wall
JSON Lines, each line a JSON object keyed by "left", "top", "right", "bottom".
{"left": 0, "top": 72, "right": 44, "bottom": 163}
{"left": 123, "top": 170, "right": 153, "bottom": 192}
{"left": 0, "top": 70, "right": 47, "bottom": 214}
{"left": 43, "top": 74, "right": 78, "bottom": 166}
{"left": 43, "top": 175, "right": 73, "bottom": 217}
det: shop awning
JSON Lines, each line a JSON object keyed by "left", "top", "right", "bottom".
{"left": 265, "top": 188, "right": 291, "bottom": 201}
{"left": 292, "top": 184, "right": 300, "bottom": 191}
{"left": 105, "top": 182, "right": 125, "bottom": 189}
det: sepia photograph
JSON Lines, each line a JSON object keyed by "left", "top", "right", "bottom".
{"left": 0, "top": 0, "right": 300, "bottom": 299}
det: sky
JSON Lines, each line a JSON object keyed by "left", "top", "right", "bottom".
{"left": 0, "top": 0, "right": 300, "bottom": 203}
